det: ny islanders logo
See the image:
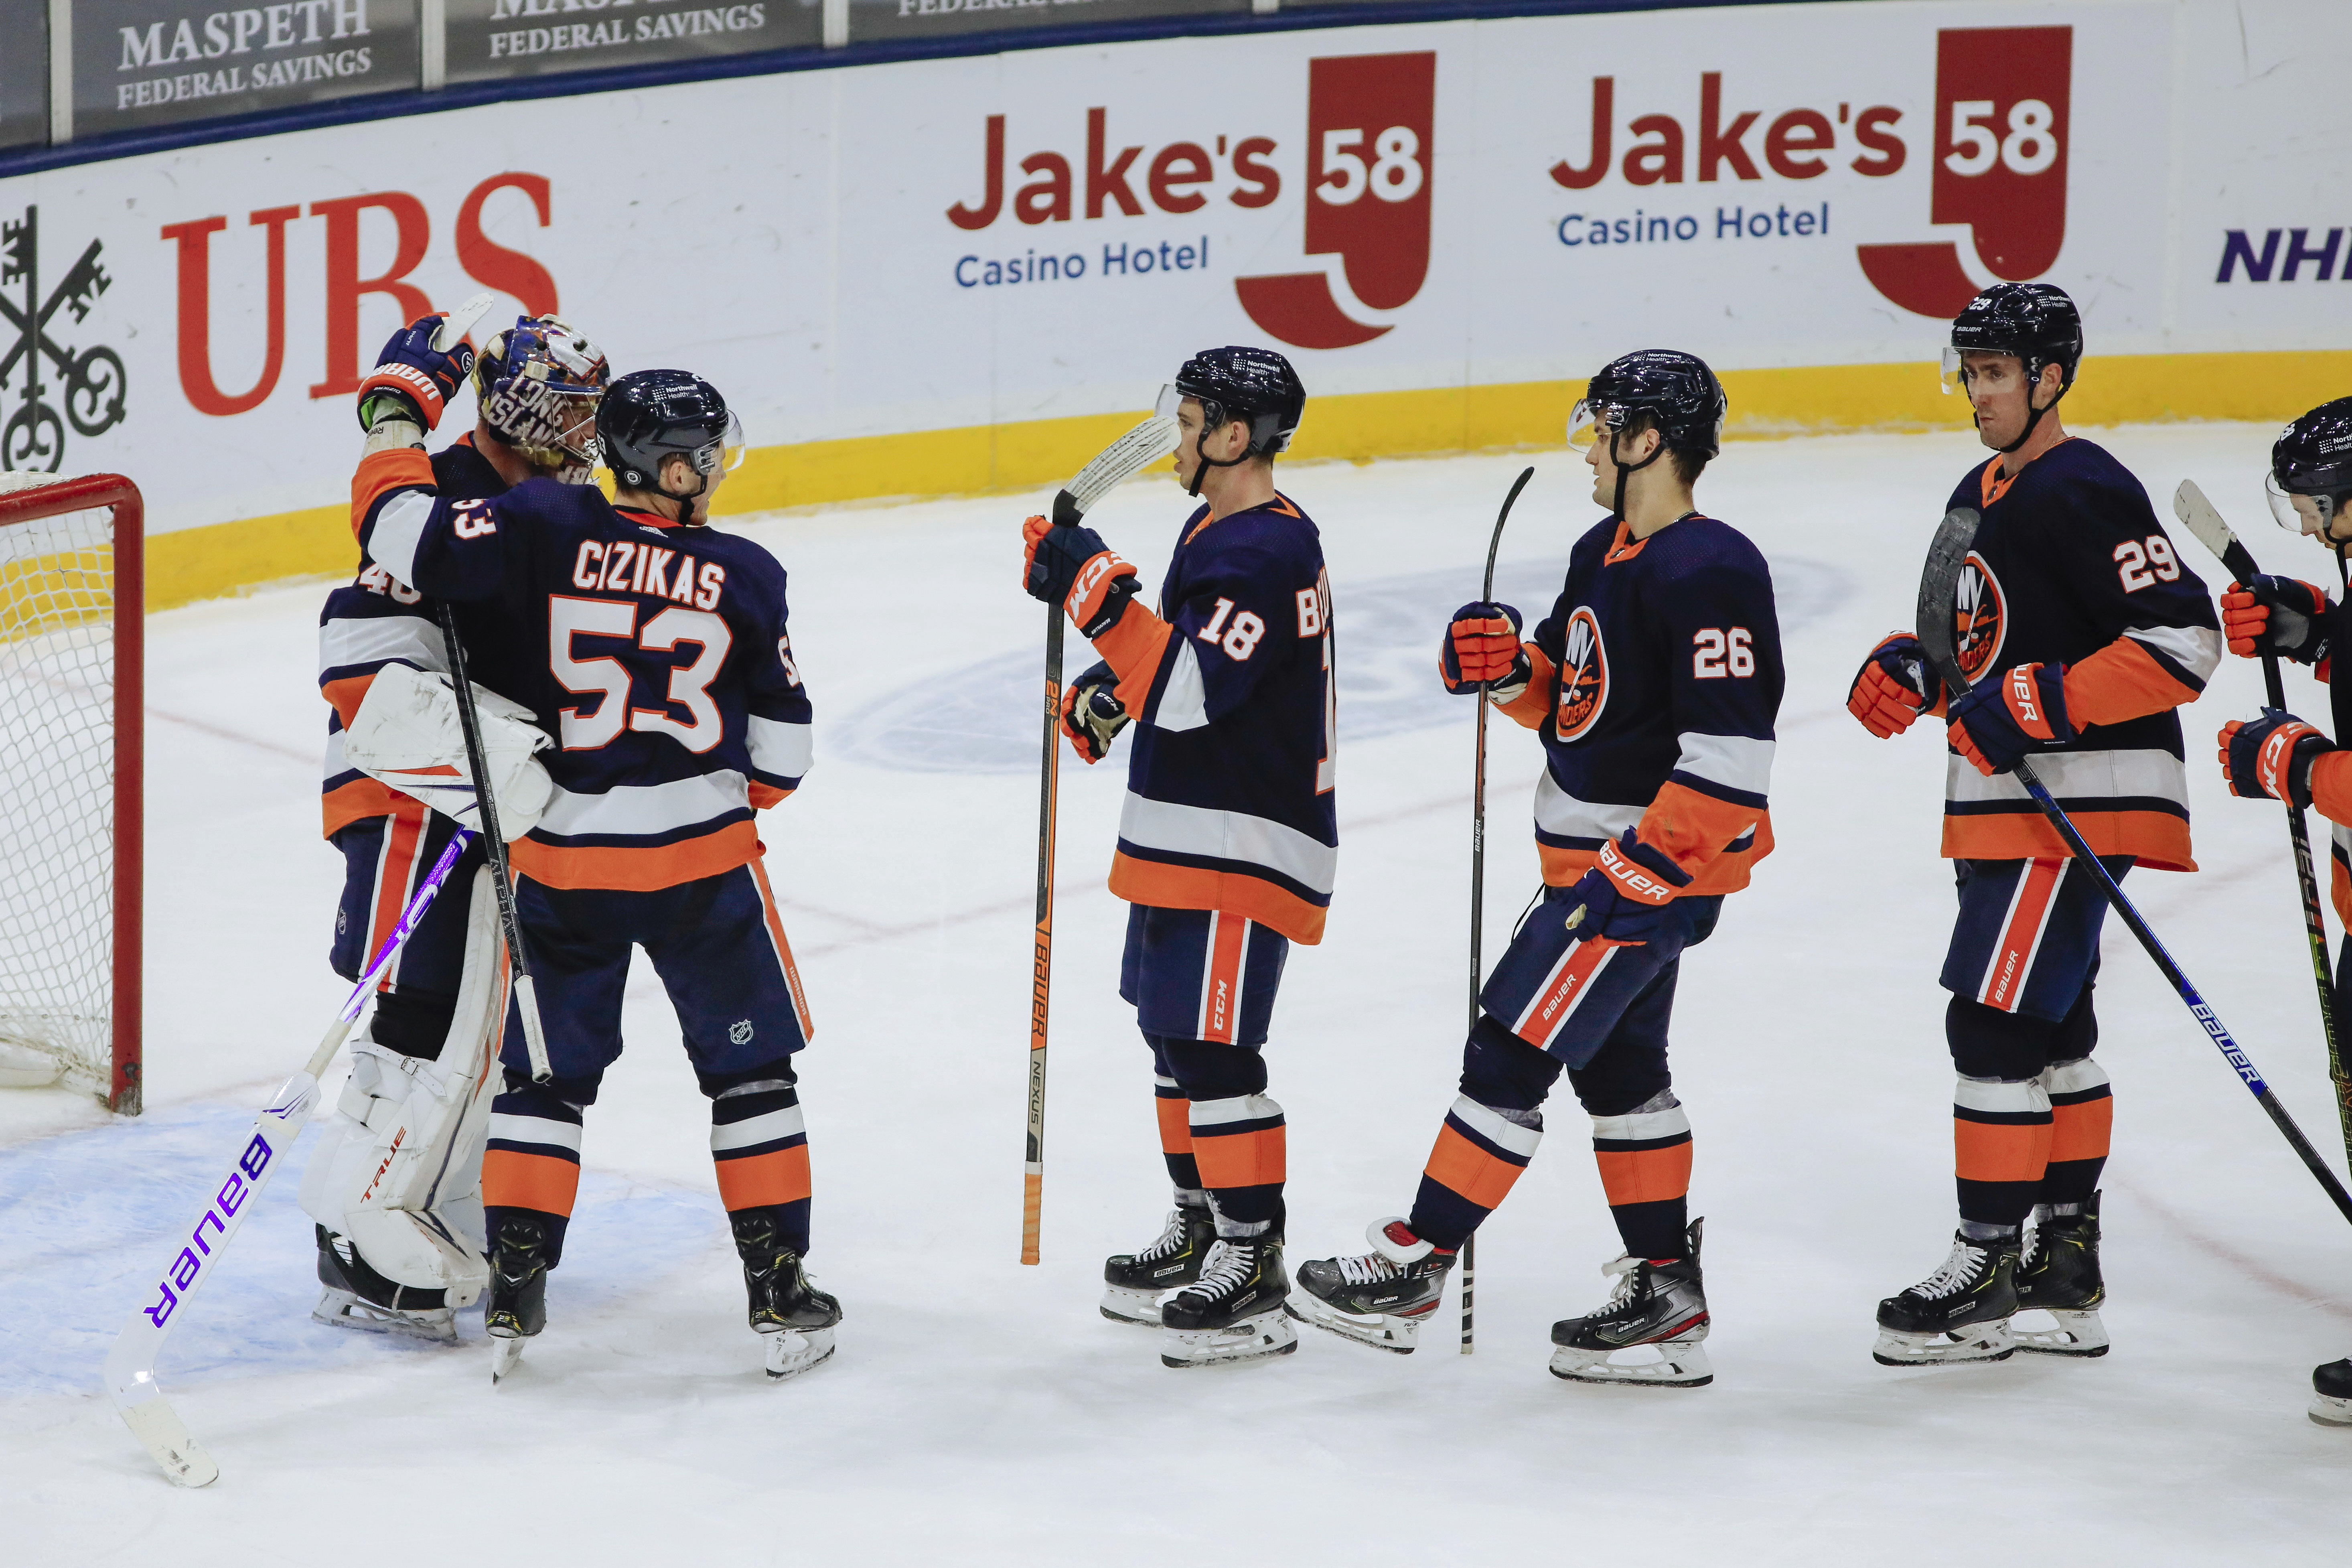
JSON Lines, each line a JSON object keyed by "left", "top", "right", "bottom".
{"left": 1954, "top": 553, "right": 2005, "bottom": 681}
{"left": 1857, "top": 27, "right": 2071, "bottom": 318}
{"left": 1235, "top": 53, "right": 1434, "bottom": 350}
{"left": 1554, "top": 608, "right": 1609, "bottom": 741}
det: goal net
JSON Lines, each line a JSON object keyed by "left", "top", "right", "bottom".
{"left": 0, "top": 473, "right": 141, "bottom": 1113}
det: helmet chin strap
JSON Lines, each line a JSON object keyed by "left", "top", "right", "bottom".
{"left": 1184, "top": 419, "right": 1255, "bottom": 499}
{"left": 1608, "top": 426, "right": 1667, "bottom": 522}
{"left": 1983, "top": 365, "right": 2068, "bottom": 456}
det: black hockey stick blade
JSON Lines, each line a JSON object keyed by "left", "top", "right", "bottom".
{"left": 2173, "top": 480, "right": 2261, "bottom": 585}
{"left": 1914, "top": 507, "right": 1980, "bottom": 688}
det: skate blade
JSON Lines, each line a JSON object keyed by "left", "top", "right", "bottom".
{"left": 489, "top": 1335, "right": 528, "bottom": 1384}
{"left": 1283, "top": 1294, "right": 1426, "bottom": 1355}
{"left": 2309, "top": 1392, "right": 2352, "bottom": 1428}
{"left": 1099, "top": 1284, "right": 1166, "bottom": 1327}
{"left": 1547, "top": 1335, "right": 1712, "bottom": 1387}
{"left": 313, "top": 1288, "right": 459, "bottom": 1344}
{"left": 2010, "top": 1307, "right": 2109, "bottom": 1358}
{"left": 1871, "top": 1320, "right": 2015, "bottom": 1367}
{"left": 1160, "top": 1309, "right": 1300, "bottom": 1369}
{"left": 761, "top": 1326, "right": 837, "bottom": 1381}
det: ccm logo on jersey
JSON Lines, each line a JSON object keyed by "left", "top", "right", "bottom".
{"left": 1598, "top": 838, "right": 1676, "bottom": 905}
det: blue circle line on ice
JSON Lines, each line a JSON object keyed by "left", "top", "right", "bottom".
{"left": 834, "top": 554, "right": 1852, "bottom": 774}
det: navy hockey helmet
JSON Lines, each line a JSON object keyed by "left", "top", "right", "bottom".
{"left": 1569, "top": 349, "right": 1725, "bottom": 519}
{"left": 1944, "top": 284, "right": 2082, "bottom": 452}
{"left": 1158, "top": 345, "right": 1306, "bottom": 495}
{"left": 2269, "top": 396, "right": 2352, "bottom": 541}
{"left": 597, "top": 369, "right": 745, "bottom": 515}
{"left": 472, "top": 314, "right": 609, "bottom": 483}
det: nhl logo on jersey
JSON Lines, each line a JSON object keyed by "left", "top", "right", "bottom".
{"left": 1954, "top": 553, "right": 2005, "bottom": 681}
{"left": 729, "top": 1019, "right": 755, "bottom": 1045}
{"left": 1555, "top": 607, "right": 1610, "bottom": 741}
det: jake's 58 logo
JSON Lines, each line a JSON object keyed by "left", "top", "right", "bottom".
{"left": 1237, "top": 53, "right": 1434, "bottom": 351}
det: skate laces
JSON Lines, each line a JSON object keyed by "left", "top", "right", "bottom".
{"left": 1333, "top": 1250, "right": 1402, "bottom": 1286}
{"left": 1190, "top": 1240, "right": 1256, "bottom": 1297}
{"left": 1137, "top": 1209, "right": 1193, "bottom": 1263}
{"left": 1914, "top": 1238, "right": 1987, "bottom": 1300}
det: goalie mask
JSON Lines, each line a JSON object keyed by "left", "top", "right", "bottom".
{"left": 472, "top": 315, "right": 610, "bottom": 483}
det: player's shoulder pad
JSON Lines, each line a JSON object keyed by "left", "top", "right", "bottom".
{"left": 682, "top": 521, "right": 791, "bottom": 610}
{"left": 2032, "top": 437, "right": 2161, "bottom": 526}
{"left": 1642, "top": 514, "right": 1774, "bottom": 587}
{"left": 431, "top": 438, "right": 508, "bottom": 501}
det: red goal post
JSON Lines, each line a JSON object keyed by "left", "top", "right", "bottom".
{"left": 0, "top": 473, "right": 142, "bottom": 1114}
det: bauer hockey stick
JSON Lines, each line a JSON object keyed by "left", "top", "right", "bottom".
{"left": 2173, "top": 479, "right": 2352, "bottom": 1173}
{"left": 103, "top": 828, "right": 479, "bottom": 1487}
{"left": 1919, "top": 506, "right": 2352, "bottom": 1227}
{"left": 1025, "top": 411, "right": 1183, "bottom": 1263}
{"left": 1461, "top": 465, "right": 1536, "bottom": 1353}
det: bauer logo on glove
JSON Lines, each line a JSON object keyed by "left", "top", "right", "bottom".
{"left": 1947, "top": 660, "right": 2072, "bottom": 775}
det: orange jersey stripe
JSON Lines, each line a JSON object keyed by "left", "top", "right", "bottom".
{"left": 1635, "top": 779, "right": 1774, "bottom": 885}
{"left": 1155, "top": 1095, "right": 1193, "bottom": 1156}
{"left": 1423, "top": 1123, "right": 1532, "bottom": 1210}
{"left": 2309, "top": 751, "right": 2352, "bottom": 828}
{"left": 322, "top": 673, "right": 376, "bottom": 730}
{"left": 482, "top": 1148, "right": 582, "bottom": 1216}
{"left": 351, "top": 448, "right": 435, "bottom": 538}
{"left": 1941, "top": 807, "right": 2194, "bottom": 872}
{"left": 1538, "top": 836, "right": 1770, "bottom": 895}
{"left": 748, "top": 782, "right": 794, "bottom": 810}
{"left": 1108, "top": 852, "right": 1327, "bottom": 945}
{"left": 748, "top": 856, "right": 815, "bottom": 1040}
{"left": 2062, "top": 636, "right": 2204, "bottom": 728}
{"left": 714, "top": 1144, "right": 813, "bottom": 1210}
{"left": 1953, "top": 1118, "right": 2054, "bottom": 1185}
{"left": 368, "top": 799, "right": 428, "bottom": 989}
{"left": 1092, "top": 600, "right": 1176, "bottom": 714}
{"left": 1192, "top": 1124, "right": 1285, "bottom": 1189}
{"left": 2047, "top": 1097, "right": 2115, "bottom": 1164}
{"left": 1594, "top": 1142, "right": 1693, "bottom": 1208}
{"left": 323, "top": 777, "right": 406, "bottom": 840}
{"left": 1200, "top": 912, "right": 1248, "bottom": 1044}
{"left": 511, "top": 820, "right": 760, "bottom": 892}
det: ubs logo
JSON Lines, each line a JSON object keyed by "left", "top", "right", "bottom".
{"left": 1236, "top": 53, "right": 1434, "bottom": 351}
{"left": 1, "top": 207, "right": 127, "bottom": 472}
{"left": 1856, "top": 26, "right": 2071, "bottom": 318}
{"left": 1554, "top": 607, "right": 1609, "bottom": 741}
{"left": 1954, "top": 553, "right": 2005, "bottom": 681}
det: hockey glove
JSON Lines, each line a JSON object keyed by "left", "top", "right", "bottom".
{"left": 2220, "top": 576, "right": 2332, "bottom": 664}
{"left": 1022, "top": 515, "right": 1140, "bottom": 637}
{"left": 1847, "top": 632, "right": 1941, "bottom": 738}
{"left": 1948, "top": 661, "right": 2074, "bottom": 776}
{"left": 1062, "top": 662, "right": 1130, "bottom": 764}
{"left": 356, "top": 314, "right": 478, "bottom": 434}
{"left": 2218, "top": 710, "right": 2337, "bottom": 810}
{"left": 1440, "top": 602, "right": 1530, "bottom": 695}
{"left": 1559, "top": 829, "right": 1695, "bottom": 949}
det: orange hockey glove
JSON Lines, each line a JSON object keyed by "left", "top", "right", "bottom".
{"left": 1022, "top": 515, "right": 1140, "bottom": 636}
{"left": 2220, "top": 576, "right": 2331, "bottom": 663}
{"left": 1846, "top": 632, "right": 1940, "bottom": 738}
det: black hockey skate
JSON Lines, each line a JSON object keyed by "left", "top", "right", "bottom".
{"left": 1548, "top": 1218, "right": 1711, "bottom": 1387}
{"left": 1101, "top": 1199, "right": 1217, "bottom": 1326}
{"left": 2013, "top": 1193, "right": 2108, "bottom": 1357}
{"left": 2311, "top": 1359, "right": 2352, "bottom": 1427}
{"left": 1158, "top": 1238, "right": 1298, "bottom": 1368}
{"left": 1873, "top": 1230, "right": 2020, "bottom": 1366}
{"left": 1288, "top": 1218, "right": 1452, "bottom": 1353}
{"left": 733, "top": 1210, "right": 841, "bottom": 1381}
{"left": 485, "top": 1214, "right": 550, "bottom": 1384}
{"left": 312, "top": 1225, "right": 458, "bottom": 1343}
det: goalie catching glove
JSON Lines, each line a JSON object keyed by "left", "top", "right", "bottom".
{"left": 341, "top": 663, "right": 554, "bottom": 839}
{"left": 2218, "top": 710, "right": 2339, "bottom": 810}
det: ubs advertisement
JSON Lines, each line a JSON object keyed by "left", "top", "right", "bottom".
{"left": 0, "top": 0, "right": 2344, "bottom": 536}
{"left": 73, "top": 0, "right": 418, "bottom": 137}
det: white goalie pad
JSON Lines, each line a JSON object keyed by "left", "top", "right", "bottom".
{"left": 299, "top": 868, "right": 505, "bottom": 1302}
{"left": 342, "top": 662, "right": 554, "bottom": 840}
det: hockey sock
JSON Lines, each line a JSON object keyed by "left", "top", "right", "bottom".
{"left": 1591, "top": 1091, "right": 1693, "bottom": 1261}
{"left": 1408, "top": 1096, "right": 1544, "bottom": 1254}
{"left": 483, "top": 1082, "right": 584, "bottom": 1246}
{"left": 2036, "top": 1057, "right": 2112, "bottom": 1207}
{"left": 1954, "top": 1075, "right": 2053, "bottom": 1229}
{"left": 1190, "top": 1093, "right": 1285, "bottom": 1237}
{"left": 710, "top": 1079, "right": 811, "bottom": 1254}
{"left": 1154, "top": 1071, "right": 1202, "bottom": 1191}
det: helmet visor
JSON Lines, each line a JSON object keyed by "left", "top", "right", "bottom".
{"left": 689, "top": 410, "right": 747, "bottom": 477}
{"left": 1940, "top": 346, "right": 1965, "bottom": 396}
{"left": 1156, "top": 383, "right": 1186, "bottom": 421}
{"left": 2269, "top": 473, "right": 2342, "bottom": 537}
{"left": 1567, "top": 398, "right": 1617, "bottom": 451}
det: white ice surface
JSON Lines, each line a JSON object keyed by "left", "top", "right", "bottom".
{"left": 6, "top": 426, "right": 2350, "bottom": 1564}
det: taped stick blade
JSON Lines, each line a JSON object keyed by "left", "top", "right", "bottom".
{"left": 1915, "top": 506, "right": 1981, "bottom": 689}
{"left": 432, "top": 292, "right": 500, "bottom": 352}
{"left": 1057, "top": 414, "right": 1180, "bottom": 524}
{"left": 2173, "top": 479, "right": 2260, "bottom": 582}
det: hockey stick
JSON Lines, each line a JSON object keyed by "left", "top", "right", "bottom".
{"left": 2172, "top": 480, "right": 2352, "bottom": 1173}
{"left": 103, "top": 828, "right": 479, "bottom": 1487}
{"left": 1025, "top": 412, "right": 1182, "bottom": 1264}
{"left": 1461, "top": 465, "right": 1536, "bottom": 1355}
{"left": 1919, "top": 506, "right": 2352, "bottom": 1226}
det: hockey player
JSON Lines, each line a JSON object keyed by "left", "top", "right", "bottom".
{"left": 1020, "top": 346, "right": 1332, "bottom": 1369}
{"left": 345, "top": 332, "right": 836, "bottom": 1380}
{"left": 1290, "top": 350, "right": 1782, "bottom": 1388}
{"left": 300, "top": 313, "right": 608, "bottom": 1340}
{"left": 2206, "top": 395, "right": 2352, "bottom": 1425}
{"left": 1846, "top": 284, "right": 2218, "bottom": 1366}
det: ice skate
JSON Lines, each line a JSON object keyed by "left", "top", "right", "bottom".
{"left": 1288, "top": 1217, "right": 1452, "bottom": 1353}
{"left": 2310, "top": 1359, "right": 2352, "bottom": 1426}
{"left": 2012, "top": 1193, "right": 2108, "bottom": 1357}
{"left": 1158, "top": 1238, "right": 1298, "bottom": 1368}
{"left": 310, "top": 1225, "right": 459, "bottom": 1343}
{"left": 484, "top": 1214, "right": 549, "bottom": 1384}
{"left": 1873, "top": 1229, "right": 2019, "bottom": 1366}
{"left": 1101, "top": 1199, "right": 1216, "bottom": 1326}
{"left": 734, "top": 1210, "right": 841, "bottom": 1381}
{"left": 1547, "top": 1218, "right": 1711, "bottom": 1387}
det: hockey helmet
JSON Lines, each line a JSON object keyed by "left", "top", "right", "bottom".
{"left": 2269, "top": 397, "right": 2352, "bottom": 539}
{"left": 471, "top": 315, "right": 609, "bottom": 482}
{"left": 1942, "top": 283, "right": 2083, "bottom": 396}
{"left": 598, "top": 369, "right": 745, "bottom": 513}
{"left": 1568, "top": 349, "right": 1727, "bottom": 464}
